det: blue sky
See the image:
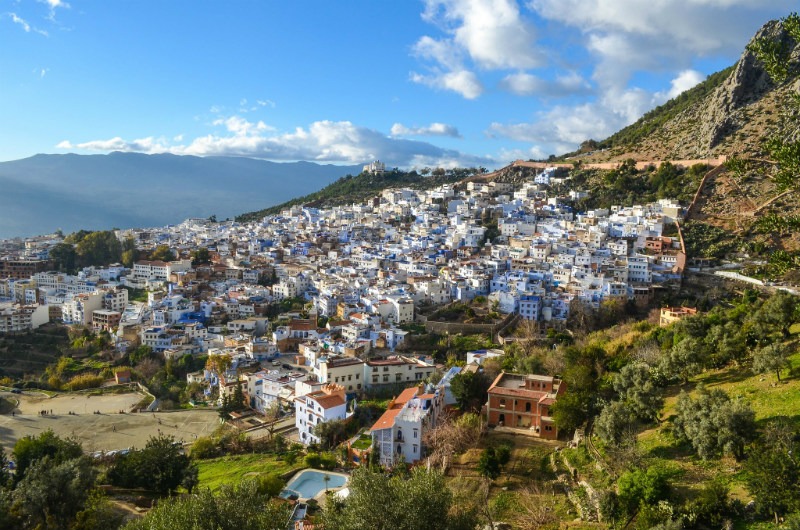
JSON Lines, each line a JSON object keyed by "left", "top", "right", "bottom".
{"left": 1, "top": 0, "right": 795, "bottom": 169}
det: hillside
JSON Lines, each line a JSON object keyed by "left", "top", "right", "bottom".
{"left": 235, "top": 169, "right": 473, "bottom": 222}
{"left": 0, "top": 153, "right": 361, "bottom": 239}
{"left": 577, "top": 18, "right": 800, "bottom": 163}
{"left": 550, "top": 16, "right": 800, "bottom": 280}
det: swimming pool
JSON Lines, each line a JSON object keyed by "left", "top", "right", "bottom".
{"left": 280, "top": 469, "right": 348, "bottom": 499}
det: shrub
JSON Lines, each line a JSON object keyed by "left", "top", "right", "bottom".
{"left": 190, "top": 436, "right": 218, "bottom": 459}
{"left": 64, "top": 373, "right": 104, "bottom": 391}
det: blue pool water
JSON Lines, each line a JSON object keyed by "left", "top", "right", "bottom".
{"left": 281, "top": 470, "right": 347, "bottom": 499}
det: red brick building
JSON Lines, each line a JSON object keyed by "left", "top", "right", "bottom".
{"left": 486, "top": 372, "right": 566, "bottom": 440}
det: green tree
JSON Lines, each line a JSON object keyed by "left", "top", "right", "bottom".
{"left": 753, "top": 342, "right": 793, "bottom": 382}
{"left": 190, "top": 436, "right": 218, "bottom": 459}
{"left": 659, "top": 337, "right": 704, "bottom": 383}
{"left": 11, "top": 456, "right": 96, "bottom": 530}
{"left": 0, "top": 445, "right": 9, "bottom": 488}
{"left": 122, "top": 480, "right": 290, "bottom": 530}
{"left": 613, "top": 362, "right": 663, "bottom": 422}
{"left": 321, "top": 467, "right": 477, "bottom": 530}
{"left": 672, "top": 387, "right": 755, "bottom": 460}
{"left": 616, "top": 465, "right": 671, "bottom": 518}
{"left": 150, "top": 245, "right": 176, "bottom": 262}
{"left": 71, "top": 490, "right": 126, "bottom": 530}
{"left": 108, "top": 434, "right": 196, "bottom": 494}
{"left": 477, "top": 447, "right": 501, "bottom": 480}
{"left": 313, "top": 418, "right": 348, "bottom": 450}
{"left": 49, "top": 243, "right": 77, "bottom": 273}
{"left": 449, "top": 371, "right": 490, "bottom": 412}
{"left": 191, "top": 247, "right": 211, "bottom": 265}
{"left": 749, "top": 292, "right": 799, "bottom": 340}
{"left": 232, "top": 381, "right": 246, "bottom": 410}
{"left": 120, "top": 236, "right": 139, "bottom": 268}
{"left": 75, "top": 231, "right": 122, "bottom": 267}
{"left": 746, "top": 437, "right": 800, "bottom": 522}
{"left": 121, "top": 249, "right": 137, "bottom": 268}
{"left": 12, "top": 429, "right": 83, "bottom": 483}
{"left": 595, "top": 401, "right": 638, "bottom": 447}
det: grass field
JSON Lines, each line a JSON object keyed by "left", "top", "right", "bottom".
{"left": 195, "top": 453, "right": 302, "bottom": 491}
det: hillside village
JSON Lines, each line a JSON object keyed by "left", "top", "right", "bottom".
{"left": 2, "top": 163, "right": 685, "bottom": 401}
{"left": 1, "top": 11, "right": 800, "bottom": 530}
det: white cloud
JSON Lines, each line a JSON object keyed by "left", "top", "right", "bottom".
{"left": 488, "top": 85, "right": 655, "bottom": 153}
{"left": 10, "top": 13, "right": 31, "bottom": 31}
{"left": 421, "top": 0, "right": 542, "bottom": 70}
{"left": 56, "top": 117, "right": 494, "bottom": 168}
{"left": 410, "top": 69, "right": 484, "bottom": 99}
{"left": 8, "top": 13, "right": 48, "bottom": 35}
{"left": 530, "top": 0, "right": 796, "bottom": 88}
{"left": 665, "top": 69, "right": 705, "bottom": 100}
{"left": 56, "top": 136, "right": 171, "bottom": 153}
{"left": 38, "top": 0, "right": 69, "bottom": 22}
{"left": 500, "top": 71, "right": 591, "bottom": 96}
{"left": 412, "top": 35, "right": 464, "bottom": 70}
{"left": 391, "top": 122, "right": 462, "bottom": 138}
{"left": 411, "top": 0, "right": 544, "bottom": 99}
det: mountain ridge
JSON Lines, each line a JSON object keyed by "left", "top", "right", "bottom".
{"left": 0, "top": 153, "right": 362, "bottom": 239}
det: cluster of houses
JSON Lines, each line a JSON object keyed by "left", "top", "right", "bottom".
{"left": 0, "top": 165, "right": 689, "bottom": 462}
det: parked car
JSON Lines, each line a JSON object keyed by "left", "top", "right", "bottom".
{"left": 10, "top": 389, "right": 22, "bottom": 394}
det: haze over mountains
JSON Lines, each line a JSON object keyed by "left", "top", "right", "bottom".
{"left": 0, "top": 153, "right": 361, "bottom": 239}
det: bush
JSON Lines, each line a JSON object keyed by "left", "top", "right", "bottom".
{"left": 64, "top": 373, "right": 104, "bottom": 391}
{"left": 190, "top": 436, "right": 218, "bottom": 459}
{"left": 305, "top": 452, "right": 337, "bottom": 470}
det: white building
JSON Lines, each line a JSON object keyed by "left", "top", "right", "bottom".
{"left": 295, "top": 383, "right": 348, "bottom": 445}
{"left": 370, "top": 383, "right": 446, "bottom": 467}
{"left": 0, "top": 303, "right": 49, "bottom": 333}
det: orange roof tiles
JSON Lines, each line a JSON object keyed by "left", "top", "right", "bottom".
{"left": 369, "top": 387, "right": 419, "bottom": 432}
{"left": 313, "top": 394, "right": 346, "bottom": 409}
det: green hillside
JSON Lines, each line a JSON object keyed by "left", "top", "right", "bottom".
{"left": 599, "top": 66, "right": 735, "bottom": 150}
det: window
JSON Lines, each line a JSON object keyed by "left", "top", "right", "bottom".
{"left": 372, "top": 367, "right": 378, "bottom": 373}
{"left": 499, "top": 398, "right": 506, "bottom": 408}
{"left": 525, "top": 402, "right": 531, "bottom": 412}
{"left": 415, "top": 372, "right": 422, "bottom": 380}
{"left": 372, "top": 376, "right": 378, "bottom": 383}
{"left": 413, "top": 429, "right": 418, "bottom": 439}
{"left": 356, "top": 374, "right": 359, "bottom": 379}
{"left": 383, "top": 374, "right": 389, "bottom": 382}
{"left": 357, "top": 384, "right": 362, "bottom": 389}
{"left": 395, "top": 373, "right": 402, "bottom": 382}
{"left": 413, "top": 444, "right": 418, "bottom": 454}
{"left": 348, "top": 375, "right": 352, "bottom": 381}
{"left": 383, "top": 367, "right": 389, "bottom": 372}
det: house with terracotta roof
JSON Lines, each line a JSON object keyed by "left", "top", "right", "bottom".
{"left": 485, "top": 372, "right": 565, "bottom": 440}
{"left": 369, "top": 381, "right": 447, "bottom": 467}
{"left": 295, "top": 383, "right": 348, "bottom": 445}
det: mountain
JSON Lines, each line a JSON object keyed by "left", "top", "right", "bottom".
{"left": 578, "top": 18, "right": 800, "bottom": 163}
{"left": 0, "top": 153, "right": 362, "bottom": 239}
